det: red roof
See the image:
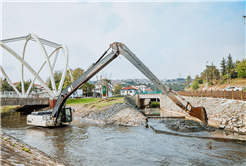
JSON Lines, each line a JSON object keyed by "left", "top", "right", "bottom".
{"left": 121, "top": 86, "right": 138, "bottom": 90}
{"left": 12, "top": 82, "right": 41, "bottom": 87}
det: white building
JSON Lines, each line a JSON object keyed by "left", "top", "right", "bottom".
{"left": 69, "top": 89, "right": 83, "bottom": 98}
{"left": 120, "top": 86, "right": 139, "bottom": 96}
{"left": 93, "top": 84, "right": 113, "bottom": 98}
{"left": 136, "top": 85, "right": 146, "bottom": 92}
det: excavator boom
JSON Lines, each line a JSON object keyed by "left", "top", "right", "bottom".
{"left": 27, "top": 42, "right": 208, "bottom": 127}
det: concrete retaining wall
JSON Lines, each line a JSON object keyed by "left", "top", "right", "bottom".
{"left": 160, "top": 95, "right": 246, "bottom": 133}
{"left": 1, "top": 98, "right": 49, "bottom": 106}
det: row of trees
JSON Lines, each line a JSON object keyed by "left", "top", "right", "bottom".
{"left": 190, "top": 54, "right": 246, "bottom": 90}
{"left": 0, "top": 79, "right": 37, "bottom": 92}
{"left": 46, "top": 67, "right": 95, "bottom": 92}
{"left": 0, "top": 67, "right": 95, "bottom": 94}
{"left": 1, "top": 78, "right": 14, "bottom": 92}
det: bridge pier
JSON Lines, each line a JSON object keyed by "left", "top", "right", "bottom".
{"left": 49, "top": 99, "right": 57, "bottom": 109}
{"left": 136, "top": 94, "right": 162, "bottom": 109}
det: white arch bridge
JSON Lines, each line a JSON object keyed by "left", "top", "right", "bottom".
{"left": 0, "top": 33, "right": 74, "bottom": 101}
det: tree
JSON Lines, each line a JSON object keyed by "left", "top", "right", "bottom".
{"left": 114, "top": 83, "right": 122, "bottom": 95}
{"left": 0, "top": 78, "right": 2, "bottom": 90}
{"left": 72, "top": 68, "right": 84, "bottom": 80}
{"left": 192, "top": 81, "right": 199, "bottom": 90}
{"left": 184, "top": 75, "right": 191, "bottom": 86}
{"left": 46, "top": 68, "right": 86, "bottom": 91}
{"left": 226, "top": 54, "right": 236, "bottom": 78}
{"left": 220, "top": 57, "right": 226, "bottom": 76}
{"left": 0, "top": 78, "right": 14, "bottom": 92}
{"left": 236, "top": 59, "right": 246, "bottom": 78}
{"left": 16, "top": 80, "right": 37, "bottom": 93}
{"left": 200, "top": 64, "right": 220, "bottom": 82}
{"left": 82, "top": 82, "right": 95, "bottom": 92}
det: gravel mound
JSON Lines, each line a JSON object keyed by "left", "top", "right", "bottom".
{"left": 159, "top": 119, "right": 217, "bottom": 132}
{"left": 72, "top": 103, "right": 147, "bottom": 126}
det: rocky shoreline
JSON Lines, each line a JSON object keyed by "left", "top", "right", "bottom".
{"left": 0, "top": 131, "right": 66, "bottom": 166}
{"left": 160, "top": 96, "right": 246, "bottom": 133}
{"left": 159, "top": 119, "right": 217, "bottom": 133}
{"left": 70, "top": 103, "right": 147, "bottom": 126}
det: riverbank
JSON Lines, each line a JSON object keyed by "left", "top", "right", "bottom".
{"left": 70, "top": 101, "right": 147, "bottom": 126}
{"left": 160, "top": 95, "right": 246, "bottom": 133}
{"left": 0, "top": 105, "right": 22, "bottom": 113}
{"left": 0, "top": 131, "right": 65, "bottom": 166}
{"left": 1, "top": 99, "right": 246, "bottom": 165}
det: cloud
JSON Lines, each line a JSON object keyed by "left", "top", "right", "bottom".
{"left": 1, "top": 1, "right": 245, "bottom": 83}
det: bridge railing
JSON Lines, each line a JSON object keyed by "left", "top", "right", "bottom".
{"left": 0, "top": 91, "right": 19, "bottom": 98}
{"left": 135, "top": 90, "right": 162, "bottom": 95}
{"left": 0, "top": 91, "right": 51, "bottom": 98}
{"left": 177, "top": 90, "right": 246, "bottom": 101}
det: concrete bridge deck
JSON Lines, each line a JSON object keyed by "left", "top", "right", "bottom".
{"left": 1, "top": 97, "right": 49, "bottom": 106}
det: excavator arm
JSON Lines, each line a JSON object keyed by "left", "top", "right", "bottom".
{"left": 52, "top": 42, "right": 208, "bottom": 125}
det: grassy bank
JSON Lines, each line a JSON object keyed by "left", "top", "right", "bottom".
{"left": 0, "top": 106, "right": 22, "bottom": 113}
{"left": 186, "top": 78, "right": 246, "bottom": 91}
{"left": 66, "top": 97, "right": 125, "bottom": 108}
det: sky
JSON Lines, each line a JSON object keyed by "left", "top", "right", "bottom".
{"left": 0, "top": 0, "right": 245, "bottom": 84}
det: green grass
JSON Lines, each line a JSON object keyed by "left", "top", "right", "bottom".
{"left": 0, "top": 106, "right": 22, "bottom": 113}
{"left": 66, "top": 98, "right": 101, "bottom": 105}
{"left": 22, "top": 147, "right": 31, "bottom": 153}
{"left": 66, "top": 97, "right": 126, "bottom": 108}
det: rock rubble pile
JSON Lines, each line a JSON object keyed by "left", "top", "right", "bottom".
{"left": 161, "top": 96, "right": 246, "bottom": 133}
{"left": 71, "top": 103, "right": 147, "bottom": 126}
{"left": 160, "top": 119, "right": 217, "bottom": 132}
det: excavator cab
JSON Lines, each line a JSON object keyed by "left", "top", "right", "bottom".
{"left": 60, "top": 107, "right": 72, "bottom": 123}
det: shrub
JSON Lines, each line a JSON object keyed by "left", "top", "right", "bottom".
{"left": 150, "top": 101, "right": 160, "bottom": 108}
{"left": 236, "top": 59, "right": 246, "bottom": 78}
{"left": 223, "top": 74, "right": 229, "bottom": 80}
{"left": 198, "top": 79, "right": 203, "bottom": 84}
{"left": 208, "top": 81, "right": 214, "bottom": 86}
{"left": 192, "top": 81, "right": 199, "bottom": 90}
{"left": 218, "top": 80, "right": 226, "bottom": 85}
{"left": 238, "top": 70, "right": 246, "bottom": 78}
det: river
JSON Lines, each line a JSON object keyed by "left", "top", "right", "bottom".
{"left": 1, "top": 111, "right": 246, "bottom": 165}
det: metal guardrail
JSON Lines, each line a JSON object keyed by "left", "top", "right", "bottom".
{"left": 0, "top": 91, "right": 51, "bottom": 98}
{"left": 178, "top": 90, "right": 246, "bottom": 101}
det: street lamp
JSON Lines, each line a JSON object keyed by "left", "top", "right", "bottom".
{"left": 87, "top": 87, "right": 88, "bottom": 98}
{"left": 206, "top": 61, "right": 208, "bottom": 90}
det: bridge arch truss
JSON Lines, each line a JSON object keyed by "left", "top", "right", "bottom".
{"left": 0, "top": 33, "right": 74, "bottom": 98}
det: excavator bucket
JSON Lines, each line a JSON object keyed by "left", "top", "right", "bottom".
{"left": 188, "top": 106, "right": 208, "bottom": 125}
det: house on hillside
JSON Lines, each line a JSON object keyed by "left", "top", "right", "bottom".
{"left": 120, "top": 86, "right": 139, "bottom": 96}
{"left": 12, "top": 82, "right": 45, "bottom": 93}
{"left": 136, "top": 85, "right": 146, "bottom": 92}
{"left": 146, "top": 87, "right": 152, "bottom": 91}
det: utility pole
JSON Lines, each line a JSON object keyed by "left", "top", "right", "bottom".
{"left": 206, "top": 61, "right": 208, "bottom": 90}
{"left": 87, "top": 87, "right": 88, "bottom": 98}
{"left": 244, "top": 16, "right": 246, "bottom": 58}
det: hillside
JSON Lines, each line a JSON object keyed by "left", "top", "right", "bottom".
{"left": 185, "top": 78, "right": 246, "bottom": 91}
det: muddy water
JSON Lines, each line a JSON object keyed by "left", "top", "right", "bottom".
{"left": 1, "top": 111, "right": 246, "bottom": 166}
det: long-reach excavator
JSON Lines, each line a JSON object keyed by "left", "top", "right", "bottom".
{"left": 27, "top": 42, "right": 208, "bottom": 127}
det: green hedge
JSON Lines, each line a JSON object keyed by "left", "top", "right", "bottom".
{"left": 149, "top": 101, "right": 160, "bottom": 108}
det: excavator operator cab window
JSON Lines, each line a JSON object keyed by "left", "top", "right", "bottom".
{"left": 61, "top": 107, "right": 72, "bottom": 123}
